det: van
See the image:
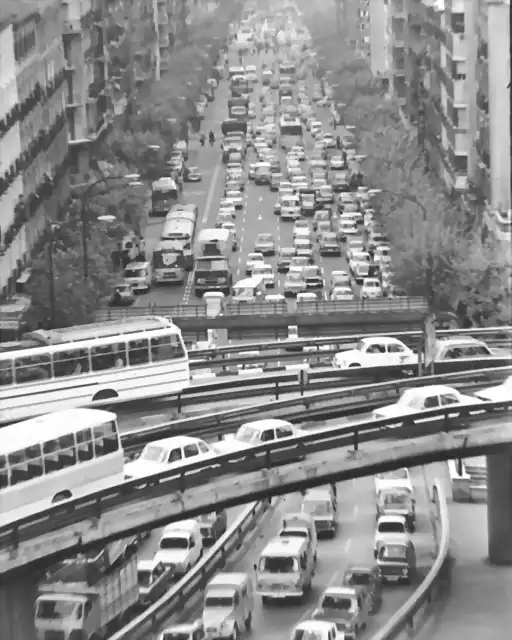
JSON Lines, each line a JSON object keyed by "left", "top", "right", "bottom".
{"left": 254, "top": 536, "right": 315, "bottom": 603}
{"left": 123, "top": 261, "right": 152, "bottom": 293}
{"left": 203, "top": 573, "right": 254, "bottom": 638}
{"left": 301, "top": 486, "right": 338, "bottom": 537}
{"left": 279, "top": 512, "right": 318, "bottom": 564}
{"left": 155, "top": 520, "right": 203, "bottom": 576}
{"left": 232, "top": 276, "right": 266, "bottom": 303}
{"left": 376, "top": 538, "right": 416, "bottom": 584}
{"left": 376, "top": 488, "right": 416, "bottom": 532}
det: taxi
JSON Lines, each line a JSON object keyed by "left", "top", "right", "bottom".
{"left": 245, "top": 252, "right": 265, "bottom": 275}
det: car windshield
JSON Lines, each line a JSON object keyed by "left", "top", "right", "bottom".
{"left": 381, "top": 492, "right": 408, "bottom": 506}
{"left": 257, "top": 235, "right": 273, "bottom": 243}
{"left": 380, "top": 469, "right": 408, "bottom": 480}
{"left": 378, "top": 521, "right": 405, "bottom": 534}
{"left": 137, "top": 570, "right": 153, "bottom": 587}
{"left": 303, "top": 500, "right": 332, "bottom": 515}
{"left": 236, "top": 426, "right": 262, "bottom": 443}
{"left": 204, "top": 595, "right": 235, "bottom": 608}
{"left": 160, "top": 536, "right": 189, "bottom": 550}
{"left": 287, "top": 272, "right": 304, "bottom": 282}
{"left": 161, "top": 633, "right": 191, "bottom": 640}
{"left": 321, "top": 594, "right": 355, "bottom": 610}
{"left": 124, "top": 268, "right": 145, "bottom": 278}
{"left": 259, "top": 556, "right": 298, "bottom": 572}
{"left": 140, "top": 445, "right": 166, "bottom": 462}
{"left": 346, "top": 571, "right": 371, "bottom": 586}
{"left": 280, "top": 249, "right": 295, "bottom": 258}
{"left": 379, "top": 545, "right": 408, "bottom": 561}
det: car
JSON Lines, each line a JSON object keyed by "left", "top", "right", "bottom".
{"left": 312, "top": 584, "right": 371, "bottom": 640}
{"left": 216, "top": 211, "right": 234, "bottom": 227}
{"left": 219, "top": 222, "right": 238, "bottom": 250}
{"left": 218, "top": 203, "right": 236, "bottom": 219}
{"left": 332, "top": 336, "right": 415, "bottom": 369}
{"left": 252, "top": 263, "right": 276, "bottom": 288}
{"left": 279, "top": 196, "right": 301, "bottom": 220}
{"left": 137, "top": 559, "right": 174, "bottom": 607}
{"left": 225, "top": 178, "right": 245, "bottom": 193}
{"left": 300, "top": 190, "right": 316, "bottom": 215}
{"left": 330, "top": 270, "right": 351, "bottom": 290}
{"left": 291, "top": 145, "right": 305, "bottom": 160}
{"left": 213, "top": 419, "right": 305, "bottom": 455}
{"left": 284, "top": 267, "right": 307, "bottom": 297}
{"left": 317, "top": 185, "right": 334, "bottom": 205}
{"left": 297, "top": 291, "right": 321, "bottom": 303}
{"left": 245, "top": 252, "right": 265, "bottom": 275}
{"left": 158, "top": 621, "right": 205, "bottom": 640}
{"left": 313, "top": 210, "right": 331, "bottom": 231}
{"left": 375, "top": 468, "right": 414, "bottom": 497}
{"left": 433, "top": 336, "right": 500, "bottom": 362}
{"left": 342, "top": 565, "right": 383, "bottom": 614}
{"left": 331, "top": 286, "right": 355, "bottom": 301}
{"left": 290, "top": 255, "right": 312, "bottom": 269}
{"left": 254, "top": 233, "right": 276, "bottom": 255}
{"left": 361, "top": 277, "right": 383, "bottom": 298}
{"left": 374, "top": 516, "right": 410, "bottom": 556}
{"left": 302, "top": 265, "right": 324, "bottom": 290}
{"left": 474, "top": 375, "right": 512, "bottom": 402}
{"left": 323, "top": 132, "right": 336, "bottom": 148}
{"left": 291, "top": 620, "right": 341, "bottom": 640}
{"left": 109, "top": 282, "right": 136, "bottom": 306}
{"left": 224, "top": 190, "right": 244, "bottom": 209}
{"left": 346, "top": 239, "right": 366, "bottom": 259}
{"left": 316, "top": 220, "right": 332, "bottom": 236}
{"left": 351, "top": 260, "right": 371, "bottom": 283}
{"left": 184, "top": 166, "right": 202, "bottom": 182}
{"left": 270, "top": 172, "right": 283, "bottom": 190}
{"left": 226, "top": 163, "right": 243, "bottom": 178}
{"left": 329, "top": 155, "right": 346, "bottom": 170}
{"left": 331, "top": 172, "right": 350, "bottom": 192}
{"left": 277, "top": 247, "right": 296, "bottom": 273}
{"left": 372, "top": 385, "right": 483, "bottom": 421}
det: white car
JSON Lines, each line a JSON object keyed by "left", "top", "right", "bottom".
{"left": 475, "top": 375, "right": 512, "bottom": 402}
{"left": 375, "top": 244, "right": 392, "bottom": 266}
{"left": 374, "top": 516, "right": 410, "bottom": 554}
{"left": 346, "top": 240, "right": 366, "bottom": 260}
{"left": 291, "top": 145, "right": 305, "bottom": 160}
{"left": 125, "top": 436, "right": 215, "bottom": 479}
{"left": 351, "top": 261, "right": 370, "bottom": 282}
{"left": 284, "top": 267, "right": 307, "bottom": 296}
{"left": 281, "top": 198, "right": 301, "bottom": 220}
{"left": 252, "top": 263, "right": 276, "bottom": 288}
{"left": 361, "top": 277, "right": 383, "bottom": 298}
{"left": 372, "top": 384, "right": 483, "bottom": 421}
{"left": 332, "top": 336, "right": 415, "bottom": 369}
{"left": 323, "top": 133, "right": 336, "bottom": 148}
{"left": 254, "top": 233, "right": 276, "bottom": 255}
{"left": 331, "top": 286, "right": 355, "bottom": 301}
{"left": 245, "top": 252, "right": 264, "bottom": 275}
{"left": 213, "top": 419, "right": 304, "bottom": 455}
{"left": 338, "top": 220, "right": 358, "bottom": 236}
{"left": 375, "top": 468, "right": 414, "bottom": 497}
{"left": 291, "top": 620, "right": 342, "bottom": 640}
{"left": 224, "top": 190, "right": 244, "bottom": 209}
{"left": 297, "top": 292, "right": 319, "bottom": 303}
{"left": 218, "top": 203, "right": 236, "bottom": 219}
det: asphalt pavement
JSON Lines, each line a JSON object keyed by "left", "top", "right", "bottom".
{"left": 149, "top": 468, "right": 436, "bottom": 639}
{"left": 135, "top": 48, "right": 361, "bottom": 311}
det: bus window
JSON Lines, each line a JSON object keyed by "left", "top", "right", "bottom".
{"left": 128, "top": 339, "right": 150, "bottom": 366}
{"left": 76, "top": 429, "right": 94, "bottom": 462}
{"left": 91, "top": 344, "right": 126, "bottom": 371}
{"left": 9, "top": 445, "right": 44, "bottom": 485}
{"left": 0, "top": 455, "right": 7, "bottom": 489}
{"left": 151, "top": 335, "right": 185, "bottom": 361}
{"left": 54, "top": 349, "right": 90, "bottom": 377}
{"left": 15, "top": 355, "right": 52, "bottom": 384}
{"left": 43, "top": 435, "right": 76, "bottom": 473}
{"left": 93, "top": 421, "right": 119, "bottom": 456}
{"left": 0, "top": 359, "right": 13, "bottom": 386}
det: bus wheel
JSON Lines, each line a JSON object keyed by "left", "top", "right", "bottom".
{"left": 92, "top": 389, "right": 119, "bottom": 402}
{"left": 52, "top": 491, "right": 72, "bottom": 503}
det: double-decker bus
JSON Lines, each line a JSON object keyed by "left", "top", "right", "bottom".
{"left": 151, "top": 177, "right": 179, "bottom": 216}
{"left": 0, "top": 316, "right": 189, "bottom": 424}
{"left": 0, "top": 408, "right": 124, "bottom": 525}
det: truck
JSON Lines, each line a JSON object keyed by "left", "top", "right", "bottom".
{"left": 193, "top": 229, "right": 233, "bottom": 297}
{"left": 35, "top": 545, "right": 139, "bottom": 640}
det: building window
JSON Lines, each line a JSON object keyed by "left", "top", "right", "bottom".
{"left": 451, "top": 13, "right": 465, "bottom": 35}
{"left": 452, "top": 60, "right": 466, "bottom": 80}
{"left": 454, "top": 154, "right": 468, "bottom": 173}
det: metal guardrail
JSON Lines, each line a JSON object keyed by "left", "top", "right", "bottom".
{"left": 370, "top": 479, "right": 450, "bottom": 640}
{"left": 109, "top": 500, "right": 267, "bottom": 640}
{"left": 122, "top": 366, "right": 512, "bottom": 447}
{"left": 189, "top": 326, "right": 512, "bottom": 359}
{"left": 1, "top": 398, "right": 510, "bottom": 568}
{"left": 96, "top": 296, "right": 428, "bottom": 321}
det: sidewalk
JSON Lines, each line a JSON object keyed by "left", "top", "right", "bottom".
{"left": 420, "top": 462, "right": 512, "bottom": 639}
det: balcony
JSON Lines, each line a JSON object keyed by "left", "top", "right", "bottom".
{"left": 452, "top": 33, "right": 468, "bottom": 60}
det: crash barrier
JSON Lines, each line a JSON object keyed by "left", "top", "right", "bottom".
{"left": 96, "top": 296, "right": 428, "bottom": 321}
{"left": 189, "top": 325, "right": 512, "bottom": 361}
{"left": 369, "top": 479, "right": 450, "bottom": 640}
{"left": 1, "top": 397, "right": 511, "bottom": 572}
{"left": 121, "top": 366, "right": 512, "bottom": 446}
{"left": 109, "top": 500, "right": 266, "bottom": 640}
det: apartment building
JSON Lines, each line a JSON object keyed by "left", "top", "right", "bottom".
{"left": 62, "top": 0, "right": 110, "bottom": 177}
{"left": 0, "top": 0, "right": 69, "bottom": 296}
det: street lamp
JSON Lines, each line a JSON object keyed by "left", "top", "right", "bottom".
{"left": 47, "top": 222, "right": 61, "bottom": 328}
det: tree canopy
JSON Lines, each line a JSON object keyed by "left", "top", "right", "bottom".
{"left": 307, "top": 7, "right": 511, "bottom": 326}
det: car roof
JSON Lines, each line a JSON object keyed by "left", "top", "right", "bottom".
{"left": 361, "top": 336, "right": 406, "bottom": 346}
{"left": 241, "top": 419, "right": 293, "bottom": 430}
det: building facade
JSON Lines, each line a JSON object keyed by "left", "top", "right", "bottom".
{"left": 0, "top": 0, "right": 70, "bottom": 297}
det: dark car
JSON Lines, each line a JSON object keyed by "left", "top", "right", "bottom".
{"left": 331, "top": 172, "right": 350, "bottom": 192}
{"left": 109, "top": 283, "right": 135, "bottom": 307}
{"left": 342, "top": 564, "right": 383, "bottom": 614}
{"left": 277, "top": 247, "right": 296, "bottom": 273}
{"left": 197, "top": 510, "right": 228, "bottom": 544}
{"left": 319, "top": 231, "right": 341, "bottom": 256}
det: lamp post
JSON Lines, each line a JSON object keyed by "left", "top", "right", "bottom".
{"left": 79, "top": 174, "right": 141, "bottom": 279}
{"left": 47, "top": 222, "right": 61, "bottom": 328}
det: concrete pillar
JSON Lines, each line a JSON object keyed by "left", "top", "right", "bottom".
{"left": 0, "top": 570, "right": 38, "bottom": 640}
{"left": 487, "top": 449, "right": 512, "bottom": 565}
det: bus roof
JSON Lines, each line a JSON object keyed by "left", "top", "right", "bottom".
{"left": 152, "top": 177, "right": 177, "bottom": 190}
{"left": 0, "top": 409, "right": 117, "bottom": 455}
{"left": 234, "top": 275, "right": 265, "bottom": 289}
{"left": 24, "top": 316, "right": 175, "bottom": 346}
{"left": 198, "top": 229, "right": 230, "bottom": 242}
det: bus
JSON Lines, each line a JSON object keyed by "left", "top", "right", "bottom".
{"left": 0, "top": 408, "right": 124, "bottom": 526}
{"left": 153, "top": 240, "right": 194, "bottom": 284}
{"left": 0, "top": 316, "right": 189, "bottom": 424}
{"left": 161, "top": 204, "right": 199, "bottom": 248}
{"left": 151, "top": 177, "right": 179, "bottom": 216}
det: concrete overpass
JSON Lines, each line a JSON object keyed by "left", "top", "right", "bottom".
{"left": 3, "top": 412, "right": 512, "bottom": 639}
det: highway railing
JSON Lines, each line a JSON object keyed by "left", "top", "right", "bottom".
{"left": 109, "top": 500, "right": 268, "bottom": 640}
{"left": 369, "top": 479, "right": 450, "bottom": 640}
{"left": 188, "top": 326, "right": 512, "bottom": 359}
{"left": 122, "top": 366, "right": 512, "bottom": 447}
{"left": 1, "top": 397, "right": 511, "bottom": 570}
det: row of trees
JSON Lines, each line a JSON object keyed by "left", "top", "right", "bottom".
{"left": 306, "top": 8, "right": 511, "bottom": 326}
{"left": 25, "top": 4, "right": 236, "bottom": 329}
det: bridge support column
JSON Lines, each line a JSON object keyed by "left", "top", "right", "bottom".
{"left": 487, "top": 450, "right": 512, "bottom": 565}
{"left": 0, "top": 570, "right": 38, "bottom": 640}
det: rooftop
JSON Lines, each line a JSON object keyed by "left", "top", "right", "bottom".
{"left": 0, "top": 0, "right": 56, "bottom": 31}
